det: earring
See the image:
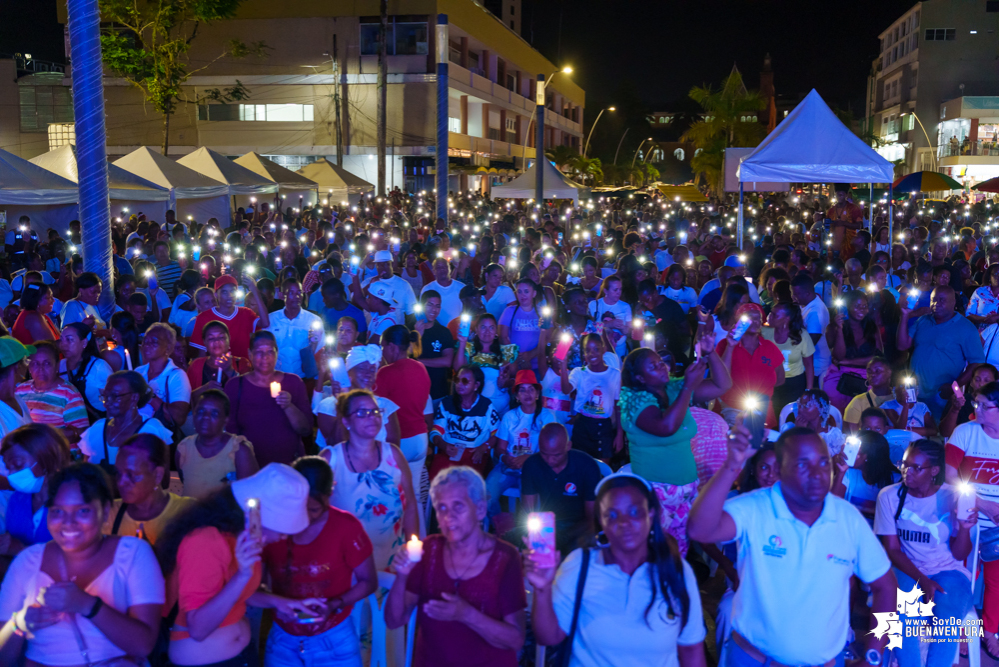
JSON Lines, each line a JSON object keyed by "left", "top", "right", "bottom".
{"left": 595, "top": 531, "right": 610, "bottom": 548}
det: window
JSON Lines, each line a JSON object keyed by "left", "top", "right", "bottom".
{"left": 673, "top": 148, "right": 684, "bottom": 161}
{"left": 505, "top": 118, "right": 516, "bottom": 131}
{"left": 18, "top": 76, "right": 73, "bottom": 133}
{"left": 199, "top": 103, "right": 313, "bottom": 122}
{"left": 360, "top": 19, "right": 429, "bottom": 55}
{"left": 448, "top": 117, "right": 461, "bottom": 133}
{"left": 925, "top": 28, "right": 956, "bottom": 40}
{"left": 911, "top": 69, "right": 918, "bottom": 87}
{"left": 988, "top": 0, "right": 999, "bottom": 11}
{"left": 510, "top": 20, "right": 515, "bottom": 29}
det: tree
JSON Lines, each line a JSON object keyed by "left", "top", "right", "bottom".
{"left": 99, "top": 0, "right": 268, "bottom": 154}
{"left": 568, "top": 155, "right": 603, "bottom": 185}
{"left": 681, "top": 68, "right": 766, "bottom": 193}
{"left": 545, "top": 145, "right": 579, "bottom": 170}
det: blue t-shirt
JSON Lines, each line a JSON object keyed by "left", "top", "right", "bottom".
{"left": 908, "top": 313, "right": 985, "bottom": 404}
{"left": 323, "top": 303, "right": 368, "bottom": 335}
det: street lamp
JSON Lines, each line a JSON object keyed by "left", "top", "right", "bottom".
{"left": 583, "top": 106, "right": 615, "bottom": 159}
{"left": 522, "top": 66, "right": 573, "bottom": 165}
{"left": 901, "top": 111, "right": 936, "bottom": 172}
{"left": 631, "top": 137, "right": 654, "bottom": 169}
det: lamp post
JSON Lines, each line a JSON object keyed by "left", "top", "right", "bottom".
{"left": 582, "top": 106, "right": 615, "bottom": 159}
{"left": 630, "top": 137, "right": 653, "bottom": 169}
{"left": 521, "top": 66, "right": 572, "bottom": 168}
{"left": 901, "top": 111, "right": 936, "bottom": 172}
{"left": 612, "top": 127, "right": 630, "bottom": 166}
{"left": 535, "top": 74, "right": 545, "bottom": 206}
{"left": 435, "top": 14, "right": 448, "bottom": 221}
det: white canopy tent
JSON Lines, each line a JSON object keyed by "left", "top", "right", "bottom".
{"left": 177, "top": 147, "right": 278, "bottom": 201}
{"left": 491, "top": 160, "right": 590, "bottom": 203}
{"left": 30, "top": 145, "right": 170, "bottom": 222}
{"left": 233, "top": 152, "right": 317, "bottom": 210}
{"left": 114, "top": 147, "right": 231, "bottom": 225}
{"left": 296, "top": 159, "right": 374, "bottom": 206}
{"left": 736, "top": 89, "right": 896, "bottom": 248}
{"left": 0, "top": 147, "right": 79, "bottom": 236}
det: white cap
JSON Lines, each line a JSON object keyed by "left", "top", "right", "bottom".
{"left": 231, "top": 463, "right": 310, "bottom": 535}
{"left": 374, "top": 250, "right": 393, "bottom": 263}
{"left": 369, "top": 281, "right": 398, "bottom": 306}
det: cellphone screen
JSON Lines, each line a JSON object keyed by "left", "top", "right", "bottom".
{"left": 744, "top": 395, "right": 770, "bottom": 450}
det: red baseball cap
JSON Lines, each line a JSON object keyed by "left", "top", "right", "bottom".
{"left": 215, "top": 275, "right": 238, "bottom": 290}
{"left": 514, "top": 369, "right": 539, "bottom": 387}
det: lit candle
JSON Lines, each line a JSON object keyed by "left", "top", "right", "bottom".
{"left": 123, "top": 348, "right": 132, "bottom": 370}
{"left": 270, "top": 381, "right": 281, "bottom": 398}
{"left": 406, "top": 535, "right": 423, "bottom": 562}
{"left": 217, "top": 367, "right": 222, "bottom": 384}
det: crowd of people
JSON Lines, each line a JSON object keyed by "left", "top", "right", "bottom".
{"left": 0, "top": 182, "right": 994, "bottom": 667}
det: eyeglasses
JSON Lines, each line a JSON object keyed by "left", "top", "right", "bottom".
{"left": 900, "top": 462, "right": 934, "bottom": 472}
{"left": 349, "top": 407, "right": 382, "bottom": 418}
{"left": 456, "top": 377, "right": 474, "bottom": 386}
{"left": 974, "top": 402, "right": 999, "bottom": 413}
{"left": 101, "top": 390, "right": 135, "bottom": 404}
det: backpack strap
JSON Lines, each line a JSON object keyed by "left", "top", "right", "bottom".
{"left": 111, "top": 503, "right": 129, "bottom": 535}
{"left": 561, "top": 548, "right": 591, "bottom": 667}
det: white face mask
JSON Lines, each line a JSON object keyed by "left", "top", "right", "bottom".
{"left": 7, "top": 465, "right": 43, "bottom": 494}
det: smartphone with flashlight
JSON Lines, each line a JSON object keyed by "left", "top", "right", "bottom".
{"left": 526, "top": 512, "right": 556, "bottom": 568}
{"left": 743, "top": 395, "right": 769, "bottom": 450}
{"left": 246, "top": 498, "right": 262, "bottom": 542}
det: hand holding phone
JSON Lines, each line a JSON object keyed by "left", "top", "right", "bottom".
{"left": 743, "top": 395, "right": 769, "bottom": 450}
{"left": 527, "top": 512, "right": 556, "bottom": 569}
{"left": 246, "top": 498, "right": 262, "bottom": 543}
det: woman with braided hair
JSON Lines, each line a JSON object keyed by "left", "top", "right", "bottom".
{"left": 873, "top": 439, "right": 976, "bottom": 667}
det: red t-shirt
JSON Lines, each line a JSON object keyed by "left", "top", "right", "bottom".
{"left": 262, "top": 506, "right": 373, "bottom": 636}
{"left": 716, "top": 336, "right": 783, "bottom": 424}
{"left": 190, "top": 307, "right": 261, "bottom": 359}
{"left": 376, "top": 358, "right": 431, "bottom": 438}
{"left": 405, "top": 536, "right": 526, "bottom": 667}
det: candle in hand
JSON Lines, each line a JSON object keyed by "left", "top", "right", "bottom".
{"left": 406, "top": 535, "right": 423, "bottom": 563}
{"left": 270, "top": 381, "right": 281, "bottom": 398}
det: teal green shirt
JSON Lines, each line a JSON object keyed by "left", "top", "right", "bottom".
{"left": 618, "top": 380, "right": 698, "bottom": 485}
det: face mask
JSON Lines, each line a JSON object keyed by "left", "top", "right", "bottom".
{"left": 8, "top": 466, "right": 43, "bottom": 494}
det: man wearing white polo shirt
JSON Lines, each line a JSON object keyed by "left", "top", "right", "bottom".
{"left": 689, "top": 426, "right": 895, "bottom": 667}
{"left": 358, "top": 249, "right": 417, "bottom": 315}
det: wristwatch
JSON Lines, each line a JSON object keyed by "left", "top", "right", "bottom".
{"left": 865, "top": 649, "right": 882, "bottom": 666}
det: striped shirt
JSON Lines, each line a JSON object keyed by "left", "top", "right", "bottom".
{"left": 14, "top": 381, "right": 90, "bottom": 431}
{"left": 155, "top": 261, "right": 183, "bottom": 299}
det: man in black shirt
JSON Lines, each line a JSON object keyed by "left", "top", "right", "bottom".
{"left": 522, "top": 423, "right": 602, "bottom": 553}
{"left": 416, "top": 290, "right": 455, "bottom": 403}
{"left": 637, "top": 279, "right": 692, "bottom": 368}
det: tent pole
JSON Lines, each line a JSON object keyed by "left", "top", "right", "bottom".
{"left": 737, "top": 182, "right": 745, "bottom": 250}
{"left": 869, "top": 183, "right": 874, "bottom": 255}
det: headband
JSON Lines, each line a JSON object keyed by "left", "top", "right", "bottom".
{"left": 345, "top": 344, "right": 382, "bottom": 371}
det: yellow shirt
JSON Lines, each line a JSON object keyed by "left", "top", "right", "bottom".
{"left": 843, "top": 391, "right": 893, "bottom": 426}
{"left": 104, "top": 492, "right": 196, "bottom": 545}
{"left": 761, "top": 327, "right": 816, "bottom": 378}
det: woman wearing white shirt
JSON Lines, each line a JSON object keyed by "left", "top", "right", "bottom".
{"left": 482, "top": 263, "right": 516, "bottom": 320}
{"left": 59, "top": 323, "right": 113, "bottom": 425}
{"left": 0, "top": 337, "right": 31, "bottom": 438}
{"left": 661, "top": 265, "right": 699, "bottom": 313}
{"left": 77, "top": 371, "right": 174, "bottom": 466}
{"left": 0, "top": 463, "right": 164, "bottom": 665}
{"left": 587, "top": 275, "right": 632, "bottom": 358}
{"left": 135, "top": 323, "right": 191, "bottom": 431}
{"left": 315, "top": 344, "right": 400, "bottom": 448}
{"left": 526, "top": 472, "right": 706, "bottom": 667}
{"left": 874, "top": 439, "right": 975, "bottom": 667}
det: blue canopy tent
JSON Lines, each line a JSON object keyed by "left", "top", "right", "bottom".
{"left": 736, "top": 89, "right": 896, "bottom": 250}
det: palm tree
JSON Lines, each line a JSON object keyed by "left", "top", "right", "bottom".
{"left": 682, "top": 67, "right": 766, "bottom": 194}
{"left": 545, "top": 145, "right": 578, "bottom": 170}
{"left": 569, "top": 156, "right": 603, "bottom": 185}
{"left": 602, "top": 163, "right": 625, "bottom": 186}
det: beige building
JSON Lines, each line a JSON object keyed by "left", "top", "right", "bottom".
{"left": 40, "top": 0, "right": 584, "bottom": 193}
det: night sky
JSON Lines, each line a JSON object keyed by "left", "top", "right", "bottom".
{"left": 4, "top": 0, "right": 915, "bottom": 161}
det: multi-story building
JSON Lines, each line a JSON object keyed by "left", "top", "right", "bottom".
{"left": 866, "top": 0, "right": 999, "bottom": 183}
{"left": 40, "top": 0, "right": 583, "bottom": 193}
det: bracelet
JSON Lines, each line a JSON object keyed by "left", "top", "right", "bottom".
{"left": 12, "top": 610, "right": 29, "bottom": 637}
{"left": 84, "top": 596, "right": 104, "bottom": 619}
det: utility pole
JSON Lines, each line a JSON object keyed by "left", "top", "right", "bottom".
{"left": 435, "top": 15, "right": 449, "bottom": 220}
{"left": 377, "top": 0, "right": 387, "bottom": 195}
{"left": 333, "top": 34, "right": 343, "bottom": 167}
{"left": 535, "top": 73, "right": 545, "bottom": 208}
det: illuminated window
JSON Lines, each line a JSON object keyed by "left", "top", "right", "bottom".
{"left": 673, "top": 148, "right": 685, "bottom": 161}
